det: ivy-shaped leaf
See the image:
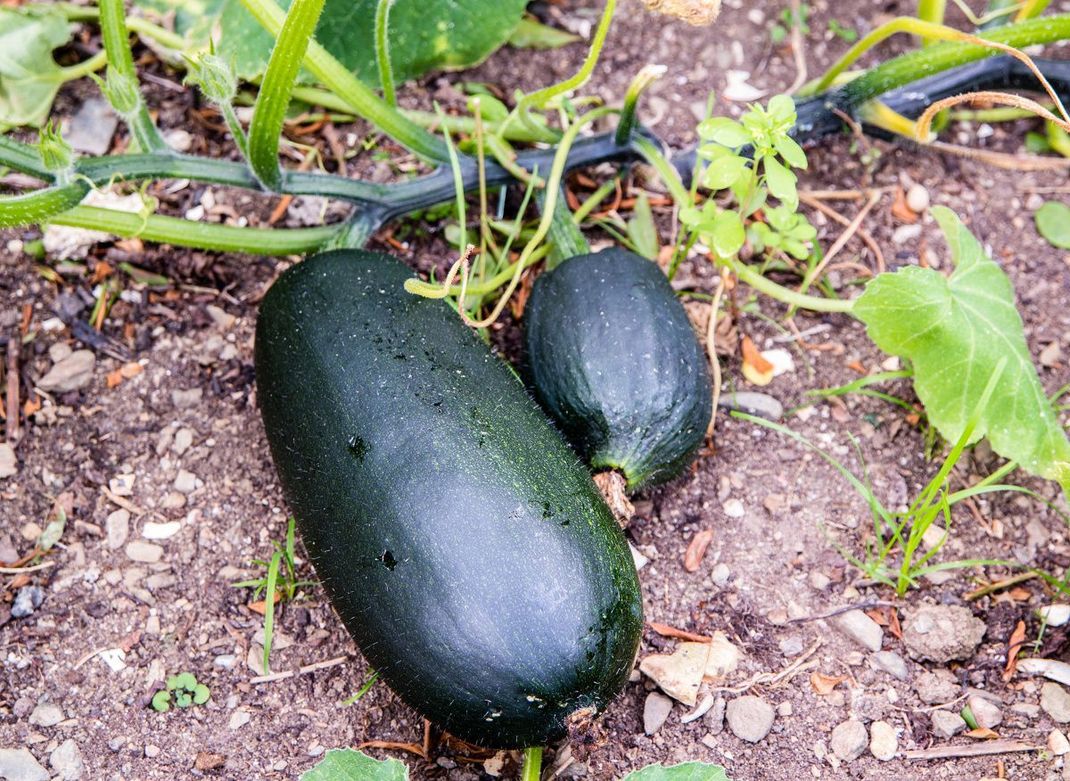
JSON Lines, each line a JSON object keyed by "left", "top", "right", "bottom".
{"left": 300, "top": 749, "right": 409, "bottom": 781}
{"left": 0, "top": 7, "right": 72, "bottom": 131}
{"left": 622, "top": 762, "right": 732, "bottom": 781}
{"left": 854, "top": 206, "right": 1070, "bottom": 493}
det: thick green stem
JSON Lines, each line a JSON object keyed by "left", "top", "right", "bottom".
{"left": 727, "top": 257, "right": 855, "bottom": 313}
{"left": 98, "top": 0, "right": 167, "bottom": 153}
{"left": 41, "top": 3, "right": 187, "bottom": 49}
{"left": 521, "top": 747, "right": 543, "bottom": 781}
{"left": 0, "top": 183, "right": 89, "bottom": 229}
{"left": 917, "top": 0, "right": 947, "bottom": 26}
{"left": 375, "top": 0, "right": 396, "bottom": 106}
{"left": 58, "top": 50, "right": 108, "bottom": 82}
{"left": 248, "top": 0, "right": 327, "bottom": 190}
{"left": 833, "top": 14, "right": 1070, "bottom": 105}
{"left": 49, "top": 205, "right": 341, "bottom": 254}
{"left": 239, "top": 0, "right": 449, "bottom": 163}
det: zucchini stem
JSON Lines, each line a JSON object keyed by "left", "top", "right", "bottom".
{"left": 521, "top": 747, "right": 543, "bottom": 781}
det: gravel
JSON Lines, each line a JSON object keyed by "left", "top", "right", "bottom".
{"left": 49, "top": 740, "right": 84, "bottom": 781}
{"left": 37, "top": 350, "right": 96, "bottom": 393}
{"left": 0, "top": 749, "right": 49, "bottom": 781}
{"left": 28, "top": 702, "right": 64, "bottom": 727}
{"left": 869, "top": 651, "right": 910, "bottom": 681}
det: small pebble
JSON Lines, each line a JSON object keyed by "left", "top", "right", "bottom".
{"left": 706, "top": 696, "right": 726, "bottom": 735}
{"left": 228, "top": 710, "right": 251, "bottom": 730}
{"left": 174, "top": 470, "right": 198, "bottom": 494}
{"left": 171, "top": 388, "right": 203, "bottom": 409}
{"left": 0, "top": 748, "right": 49, "bottom": 781}
{"left": 869, "top": 720, "right": 898, "bottom": 761}
{"left": 1041, "top": 604, "right": 1070, "bottom": 628}
{"left": 11, "top": 585, "right": 44, "bottom": 618}
{"left": 832, "top": 610, "right": 884, "bottom": 653}
{"left": 49, "top": 740, "right": 84, "bottom": 781}
{"left": 892, "top": 224, "right": 923, "bottom": 245}
{"left": 722, "top": 498, "right": 745, "bottom": 518}
{"left": 643, "top": 692, "right": 673, "bottom": 736}
{"left": 0, "top": 443, "right": 16, "bottom": 479}
{"left": 710, "top": 563, "right": 730, "bottom": 587}
{"left": 906, "top": 184, "right": 930, "bottom": 213}
{"left": 38, "top": 350, "right": 95, "bottom": 393}
{"left": 28, "top": 702, "right": 64, "bottom": 727}
{"left": 125, "top": 541, "right": 163, "bottom": 564}
{"left": 966, "top": 694, "right": 1002, "bottom": 729}
{"left": 726, "top": 695, "right": 775, "bottom": 743}
{"left": 173, "top": 428, "right": 195, "bottom": 456}
{"left": 1049, "top": 729, "right": 1070, "bottom": 756}
{"left": 869, "top": 651, "right": 909, "bottom": 681}
{"left": 830, "top": 719, "right": 867, "bottom": 761}
{"left": 105, "top": 509, "right": 130, "bottom": 550}
{"left": 1042, "top": 682, "right": 1070, "bottom": 723}
{"left": 144, "top": 745, "right": 160, "bottom": 759}
{"left": 930, "top": 709, "right": 966, "bottom": 738}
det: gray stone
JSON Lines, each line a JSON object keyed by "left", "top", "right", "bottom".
{"left": 0, "top": 748, "right": 49, "bottom": 781}
{"left": 643, "top": 692, "right": 673, "bottom": 735}
{"left": 725, "top": 695, "right": 775, "bottom": 743}
{"left": 903, "top": 605, "right": 986, "bottom": 663}
{"left": 0, "top": 443, "right": 16, "bottom": 479}
{"left": 831, "top": 610, "right": 884, "bottom": 652}
{"left": 779, "top": 636, "right": 805, "bottom": 656}
{"left": 706, "top": 696, "right": 726, "bottom": 735}
{"left": 967, "top": 694, "right": 1002, "bottom": 729}
{"left": 1050, "top": 729, "right": 1070, "bottom": 756}
{"left": 915, "top": 669, "right": 960, "bottom": 704}
{"left": 1042, "top": 682, "right": 1070, "bottom": 723}
{"left": 869, "top": 720, "right": 898, "bottom": 761}
{"left": 38, "top": 350, "right": 95, "bottom": 393}
{"left": 930, "top": 709, "right": 966, "bottom": 738}
{"left": 28, "top": 702, "right": 63, "bottom": 727}
{"left": 830, "top": 719, "right": 868, "bottom": 761}
{"left": 49, "top": 740, "right": 84, "bottom": 781}
{"left": 125, "top": 541, "right": 163, "bottom": 564}
{"left": 710, "top": 563, "right": 730, "bottom": 587}
{"left": 65, "top": 99, "right": 118, "bottom": 155}
{"left": 171, "top": 387, "right": 203, "bottom": 409}
{"left": 105, "top": 509, "right": 130, "bottom": 550}
{"left": 11, "top": 585, "right": 44, "bottom": 618}
{"left": 870, "top": 651, "right": 910, "bottom": 681}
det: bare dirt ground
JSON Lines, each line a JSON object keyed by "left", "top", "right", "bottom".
{"left": 2, "top": 1, "right": 1070, "bottom": 779}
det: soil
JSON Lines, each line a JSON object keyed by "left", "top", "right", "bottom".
{"left": 2, "top": 1, "right": 1070, "bottom": 780}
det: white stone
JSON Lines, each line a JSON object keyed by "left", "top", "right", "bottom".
{"left": 869, "top": 721, "right": 898, "bottom": 761}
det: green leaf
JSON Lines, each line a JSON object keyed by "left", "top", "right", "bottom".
{"left": 150, "top": 690, "right": 171, "bottom": 713}
{"left": 702, "top": 152, "right": 749, "bottom": 191}
{"left": 763, "top": 156, "right": 797, "bottom": 208}
{"left": 773, "top": 134, "right": 808, "bottom": 169}
{"left": 697, "top": 117, "right": 751, "bottom": 148}
{"left": 0, "top": 7, "right": 72, "bottom": 131}
{"left": 854, "top": 206, "right": 1070, "bottom": 494}
{"left": 708, "top": 209, "right": 745, "bottom": 258}
{"left": 507, "top": 17, "right": 580, "bottom": 49}
{"left": 301, "top": 749, "right": 409, "bottom": 781}
{"left": 192, "top": 684, "right": 211, "bottom": 705}
{"left": 1036, "top": 201, "right": 1070, "bottom": 249}
{"left": 622, "top": 762, "right": 732, "bottom": 781}
{"left": 627, "top": 191, "right": 660, "bottom": 260}
{"left": 135, "top": 0, "right": 528, "bottom": 86}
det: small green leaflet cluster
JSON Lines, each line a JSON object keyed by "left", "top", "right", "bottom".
{"left": 854, "top": 207, "right": 1070, "bottom": 494}
{"left": 681, "top": 95, "right": 816, "bottom": 260}
{"left": 151, "top": 672, "right": 210, "bottom": 712}
{"left": 300, "top": 750, "right": 730, "bottom": 781}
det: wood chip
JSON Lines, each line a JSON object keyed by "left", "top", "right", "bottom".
{"left": 1003, "top": 621, "right": 1027, "bottom": 681}
{"left": 683, "top": 529, "right": 714, "bottom": 573}
{"left": 810, "top": 672, "right": 848, "bottom": 695}
{"left": 648, "top": 622, "right": 711, "bottom": 643}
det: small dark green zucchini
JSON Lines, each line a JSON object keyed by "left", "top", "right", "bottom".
{"left": 524, "top": 249, "right": 712, "bottom": 490}
{"left": 254, "top": 250, "right": 643, "bottom": 748}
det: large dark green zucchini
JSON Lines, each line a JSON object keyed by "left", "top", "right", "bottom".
{"left": 524, "top": 249, "right": 712, "bottom": 490}
{"left": 254, "top": 250, "right": 643, "bottom": 748}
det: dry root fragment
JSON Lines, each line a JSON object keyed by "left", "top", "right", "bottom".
{"left": 593, "top": 470, "right": 634, "bottom": 527}
{"left": 566, "top": 706, "right": 608, "bottom": 761}
{"left": 641, "top": 0, "right": 720, "bottom": 26}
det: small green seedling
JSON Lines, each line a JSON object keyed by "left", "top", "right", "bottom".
{"left": 151, "top": 672, "right": 210, "bottom": 712}
{"left": 681, "top": 94, "right": 814, "bottom": 260}
{"left": 233, "top": 516, "right": 315, "bottom": 673}
{"left": 770, "top": 3, "right": 810, "bottom": 44}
